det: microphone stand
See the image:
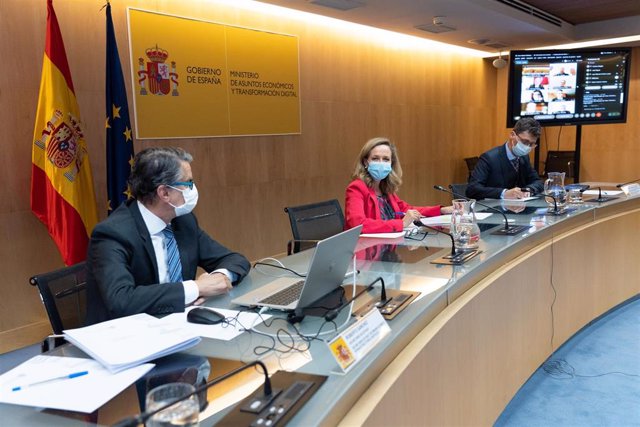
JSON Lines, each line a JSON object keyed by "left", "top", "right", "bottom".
{"left": 588, "top": 186, "right": 617, "bottom": 203}
{"left": 413, "top": 220, "right": 479, "bottom": 265}
{"left": 325, "top": 277, "right": 389, "bottom": 321}
{"left": 433, "top": 185, "right": 529, "bottom": 236}
{"left": 113, "top": 361, "right": 274, "bottom": 427}
{"left": 616, "top": 178, "right": 640, "bottom": 188}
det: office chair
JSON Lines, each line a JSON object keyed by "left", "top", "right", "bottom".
{"left": 284, "top": 199, "right": 345, "bottom": 255}
{"left": 543, "top": 150, "right": 576, "bottom": 182}
{"left": 464, "top": 156, "right": 480, "bottom": 180}
{"left": 448, "top": 183, "right": 469, "bottom": 198}
{"left": 30, "top": 262, "right": 87, "bottom": 352}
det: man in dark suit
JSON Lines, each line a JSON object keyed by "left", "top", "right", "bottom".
{"left": 466, "top": 118, "right": 544, "bottom": 200}
{"left": 86, "top": 147, "right": 250, "bottom": 324}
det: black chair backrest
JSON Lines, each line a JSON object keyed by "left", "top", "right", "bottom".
{"left": 29, "top": 262, "right": 87, "bottom": 335}
{"left": 284, "top": 199, "right": 345, "bottom": 254}
{"left": 464, "top": 156, "right": 480, "bottom": 179}
{"left": 544, "top": 150, "right": 576, "bottom": 179}
{"left": 449, "top": 183, "right": 469, "bottom": 199}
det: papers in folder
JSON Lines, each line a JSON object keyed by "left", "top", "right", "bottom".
{"left": 63, "top": 313, "right": 201, "bottom": 373}
{"left": 0, "top": 355, "right": 153, "bottom": 413}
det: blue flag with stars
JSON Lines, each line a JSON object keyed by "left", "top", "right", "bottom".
{"left": 105, "top": 2, "right": 134, "bottom": 214}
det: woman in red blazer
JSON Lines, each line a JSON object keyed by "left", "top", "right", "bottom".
{"left": 345, "top": 137, "right": 452, "bottom": 233}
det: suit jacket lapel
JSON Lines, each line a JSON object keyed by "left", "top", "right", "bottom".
{"left": 128, "top": 201, "right": 160, "bottom": 282}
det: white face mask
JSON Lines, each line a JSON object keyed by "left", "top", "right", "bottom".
{"left": 512, "top": 139, "right": 532, "bottom": 157}
{"left": 168, "top": 184, "right": 199, "bottom": 217}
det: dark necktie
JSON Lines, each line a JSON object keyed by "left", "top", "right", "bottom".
{"left": 162, "top": 226, "right": 183, "bottom": 283}
{"left": 511, "top": 158, "right": 519, "bottom": 172}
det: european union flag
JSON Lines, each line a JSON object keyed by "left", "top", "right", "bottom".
{"left": 105, "top": 2, "right": 134, "bottom": 214}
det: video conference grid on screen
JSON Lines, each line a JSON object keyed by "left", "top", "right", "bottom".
{"left": 507, "top": 49, "right": 630, "bottom": 127}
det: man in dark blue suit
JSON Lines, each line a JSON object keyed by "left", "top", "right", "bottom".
{"left": 466, "top": 118, "right": 544, "bottom": 200}
{"left": 86, "top": 147, "right": 250, "bottom": 324}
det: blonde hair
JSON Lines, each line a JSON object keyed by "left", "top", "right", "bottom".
{"left": 351, "top": 137, "right": 403, "bottom": 195}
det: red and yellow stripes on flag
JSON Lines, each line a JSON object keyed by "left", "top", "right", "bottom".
{"left": 31, "top": 0, "right": 98, "bottom": 266}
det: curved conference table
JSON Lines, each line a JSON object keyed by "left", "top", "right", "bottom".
{"left": 3, "top": 185, "right": 639, "bottom": 426}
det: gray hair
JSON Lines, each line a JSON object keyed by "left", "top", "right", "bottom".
{"left": 128, "top": 147, "right": 193, "bottom": 203}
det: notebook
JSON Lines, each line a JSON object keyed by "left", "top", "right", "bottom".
{"left": 232, "top": 225, "right": 362, "bottom": 311}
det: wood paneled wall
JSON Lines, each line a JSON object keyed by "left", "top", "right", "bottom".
{"left": 0, "top": 0, "right": 637, "bottom": 352}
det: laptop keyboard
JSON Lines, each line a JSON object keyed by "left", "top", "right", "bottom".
{"left": 259, "top": 280, "right": 305, "bottom": 306}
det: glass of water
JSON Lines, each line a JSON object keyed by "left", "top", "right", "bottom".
{"left": 146, "top": 382, "right": 200, "bottom": 427}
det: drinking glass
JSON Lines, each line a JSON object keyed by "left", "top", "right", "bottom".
{"left": 568, "top": 188, "right": 583, "bottom": 204}
{"left": 146, "top": 382, "right": 200, "bottom": 427}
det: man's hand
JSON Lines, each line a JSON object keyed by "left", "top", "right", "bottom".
{"left": 504, "top": 187, "right": 530, "bottom": 200}
{"left": 193, "top": 272, "right": 232, "bottom": 305}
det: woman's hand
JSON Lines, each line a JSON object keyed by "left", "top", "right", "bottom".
{"left": 440, "top": 205, "right": 454, "bottom": 215}
{"left": 402, "top": 209, "right": 422, "bottom": 228}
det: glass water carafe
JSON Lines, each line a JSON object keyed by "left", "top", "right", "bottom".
{"left": 544, "top": 172, "right": 567, "bottom": 212}
{"left": 450, "top": 199, "right": 481, "bottom": 250}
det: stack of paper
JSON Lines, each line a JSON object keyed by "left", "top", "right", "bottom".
{"left": 64, "top": 313, "right": 201, "bottom": 373}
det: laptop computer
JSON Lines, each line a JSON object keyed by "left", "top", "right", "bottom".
{"left": 231, "top": 225, "right": 362, "bottom": 311}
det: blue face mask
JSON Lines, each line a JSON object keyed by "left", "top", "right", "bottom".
{"left": 367, "top": 161, "right": 392, "bottom": 181}
{"left": 512, "top": 139, "right": 532, "bottom": 157}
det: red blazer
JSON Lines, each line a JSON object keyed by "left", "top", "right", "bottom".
{"left": 344, "top": 179, "right": 441, "bottom": 233}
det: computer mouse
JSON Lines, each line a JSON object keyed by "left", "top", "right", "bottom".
{"left": 187, "top": 307, "right": 226, "bottom": 325}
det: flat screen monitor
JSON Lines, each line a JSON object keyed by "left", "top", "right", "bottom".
{"left": 506, "top": 48, "right": 631, "bottom": 127}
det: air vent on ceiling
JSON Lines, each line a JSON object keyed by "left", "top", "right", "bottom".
{"left": 494, "top": 0, "right": 563, "bottom": 27}
{"left": 485, "top": 42, "right": 510, "bottom": 50}
{"left": 309, "top": 0, "right": 365, "bottom": 11}
{"left": 415, "top": 16, "right": 457, "bottom": 34}
{"left": 415, "top": 23, "right": 457, "bottom": 34}
{"left": 468, "top": 39, "right": 509, "bottom": 51}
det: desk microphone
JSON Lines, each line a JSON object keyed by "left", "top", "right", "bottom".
{"left": 413, "top": 220, "right": 456, "bottom": 257}
{"left": 616, "top": 178, "right": 640, "bottom": 188}
{"left": 433, "top": 185, "right": 528, "bottom": 236}
{"left": 589, "top": 186, "right": 616, "bottom": 203}
{"left": 113, "top": 361, "right": 274, "bottom": 427}
{"left": 324, "top": 276, "right": 388, "bottom": 321}
{"left": 413, "top": 220, "right": 480, "bottom": 265}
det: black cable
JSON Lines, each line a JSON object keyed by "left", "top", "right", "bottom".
{"left": 253, "top": 261, "right": 306, "bottom": 278}
{"left": 556, "top": 125, "right": 562, "bottom": 151}
{"left": 543, "top": 359, "right": 640, "bottom": 380}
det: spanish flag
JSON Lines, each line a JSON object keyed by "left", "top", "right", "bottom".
{"left": 31, "top": 0, "right": 98, "bottom": 266}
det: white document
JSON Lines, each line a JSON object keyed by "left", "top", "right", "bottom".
{"left": 161, "top": 307, "right": 271, "bottom": 341}
{"left": 360, "top": 231, "right": 405, "bottom": 238}
{"left": 0, "top": 355, "right": 153, "bottom": 413}
{"left": 419, "top": 213, "right": 493, "bottom": 226}
{"left": 583, "top": 189, "right": 623, "bottom": 196}
{"left": 64, "top": 313, "right": 201, "bottom": 373}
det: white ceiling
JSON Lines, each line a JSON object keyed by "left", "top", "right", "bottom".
{"left": 255, "top": 0, "right": 640, "bottom": 53}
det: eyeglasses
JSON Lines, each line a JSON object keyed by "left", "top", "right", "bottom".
{"left": 169, "top": 180, "right": 195, "bottom": 190}
{"left": 515, "top": 133, "right": 538, "bottom": 148}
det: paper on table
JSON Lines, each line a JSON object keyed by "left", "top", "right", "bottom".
{"left": 0, "top": 355, "right": 153, "bottom": 413}
{"left": 583, "top": 189, "right": 623, "bottom": 196}
{"left": 161, "top": 307, "right": 272, "bottom": 341}
{"left": 503, "top": 196, "right": 538, "bottom": 202}
{"left": 419, "top": 213, "right": 493, "bottom": 226}
{"left": 64, "top": 313, "right": 201, "bottom": 373}
{"left": 360, "top": 231, "right": 405, "bottom": 238}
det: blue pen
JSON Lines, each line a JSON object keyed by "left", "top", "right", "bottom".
{"left": 395, "top": 211, "right": 405, "bottom": 217}
{"left": 11, "top": 370, "right": 88, "bottom": 391}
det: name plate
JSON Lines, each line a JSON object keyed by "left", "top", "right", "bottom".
{"left": 621, "top": 183, "right": 640, "bottom": 197}
{"left": 327, "top": 309, "right": 390, "bottom": 373}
